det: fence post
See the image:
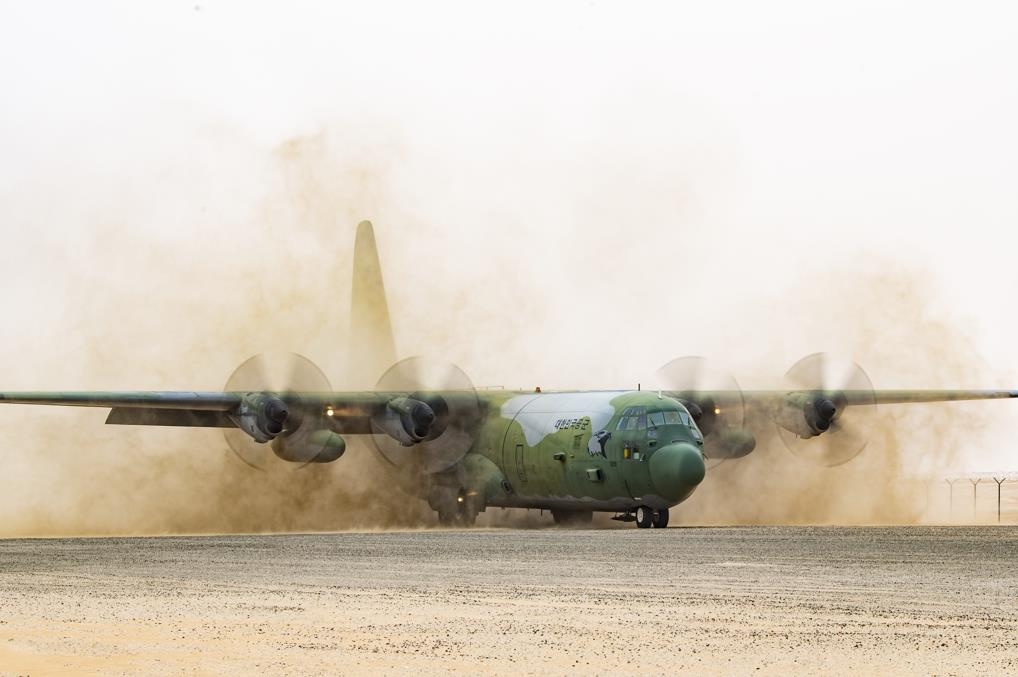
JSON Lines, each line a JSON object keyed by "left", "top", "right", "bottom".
{"left": 994, "top": 477, "right": 1005, "bottom": 524}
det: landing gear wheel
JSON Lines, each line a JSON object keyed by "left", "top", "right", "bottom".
{"left": 551, "top": 510, "right": 593, "bottom": 526}
{"left": 437, "top": 500, "right": 479, "bottom": 527}
{"left": 652, "top": 508, "right": 669, "bottom": 528}
{"left": 635, "top": 506, "right": 654, "bottom": 529}
{"left": 459, "top": 504, "right": 478, "bottom": 527}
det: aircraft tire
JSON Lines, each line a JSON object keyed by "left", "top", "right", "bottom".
{"left": 652, "top": 508, "right": 669, "bottom": 528}
{"left": 459, "top": 507, "right": 478, "bottom": 527}
{"left": 635, "top": 506, "right": 654, "bottom": 529}
{"left": 438, "top": 503, "right": 478, "bottom": 527}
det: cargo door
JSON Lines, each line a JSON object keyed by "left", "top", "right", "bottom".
{"left": 501, "top": 420, "right": 529, "bottom": 490}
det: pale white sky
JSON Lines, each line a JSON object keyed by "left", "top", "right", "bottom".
{"left": 1, "top": 1, "right": 1017, "bottom": 471}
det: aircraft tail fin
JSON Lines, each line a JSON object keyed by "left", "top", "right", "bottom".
{"left": 350, "top": 220, "right": 397, "bottom": 387}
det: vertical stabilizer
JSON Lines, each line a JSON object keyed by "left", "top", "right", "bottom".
{"left": 350, "top": 220, "right": 397, "bottom": 387}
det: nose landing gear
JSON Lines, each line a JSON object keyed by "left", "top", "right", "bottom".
{"left": 611, "top": 506, "right": 670, "bottom": 529}
{"left": 652, "top": 507, "right": 669, "bottom": 528}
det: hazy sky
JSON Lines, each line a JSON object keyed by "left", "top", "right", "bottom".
{"left": 2, "top": 1, "right": 1017, "bottom": 480}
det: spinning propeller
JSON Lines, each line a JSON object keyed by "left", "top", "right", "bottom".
{"left": 370, "top": 356, "right": 481, "bottom": 474}
{"left": 223, "top": 353, "right": 341, "bottom": 470}
{"left": 777, "top": 352, "right": 876, "bottom": 467}
{"left": 655, "top": 356, "right": 754, "bottom": 463}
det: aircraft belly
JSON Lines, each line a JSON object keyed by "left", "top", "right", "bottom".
{"left": 486, "top": 494, "right": 639, "bottom": 512}
{"left": 486, "top": 491, "right": 684, "bottom": 512}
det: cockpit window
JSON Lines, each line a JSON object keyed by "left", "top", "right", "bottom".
{"left": 618, "top": 405, "right": 701, "bottom": 432}
{"left": 616, "top": 416, "right": 646, "bottom": 431}
{"left": 616, "top": 406, "right": 649, "bottom": 431}
{"left": 646, "top": 409, "right": 695, "bottom": 427}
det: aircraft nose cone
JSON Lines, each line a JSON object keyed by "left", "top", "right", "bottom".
{"left": 649, "top": 443, "right": 706, "bottom": 502}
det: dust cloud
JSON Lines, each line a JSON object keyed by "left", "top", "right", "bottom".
{"left": 678, "top": 267, "right": 993, "bottom": 525}
{"left": 0, "top": 129, "right": 437, "bottom": 536}
{"left": 0, "top": 124, "right": 1001, "bottom": 536}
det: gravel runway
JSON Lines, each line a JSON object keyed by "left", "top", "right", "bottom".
{"left": 1, "top": 526, "right": 1016, "bottom": 675}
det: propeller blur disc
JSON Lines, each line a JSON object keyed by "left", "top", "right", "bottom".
{"left": 371, "top": 356, "right": 480, "bottom": 474}
{"left": 778, "top": 352, "right": 876, "bottom": 467}
{"left": 655, "top": 356, "right": 746, "bottom": 466}
{"left": 223, "top": 353, "right": 333, "bottom": 470}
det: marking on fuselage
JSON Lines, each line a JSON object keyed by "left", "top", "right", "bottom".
{"left": 500, "top": 392, "right": 622, "bottom": 447}
{"left": 588, "top": 429, "right": 611, "bottom": 457}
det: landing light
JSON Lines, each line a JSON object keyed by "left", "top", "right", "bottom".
{"left": 457, "top": 496, "right": 465, "bottom": 503}
{"left": 325, "top": 407, "right": 335, "bottom": 417}
{"left": 714, "top": 407, "right": 721, "bottom": 415}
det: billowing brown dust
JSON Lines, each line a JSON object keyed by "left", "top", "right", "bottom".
{"left": 680, "top": 269, "right": 993, "bottom": 526}
{"left": 0, "top": 129, "right": 998, "bottom": 536}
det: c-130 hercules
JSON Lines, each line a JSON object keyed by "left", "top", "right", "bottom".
{"left": 2, "top": 221, "right": 1016, "bottom": 528}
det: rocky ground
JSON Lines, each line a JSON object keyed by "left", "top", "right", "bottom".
{"left": 1, "top": 526, "right": 1016, "bottom": 675}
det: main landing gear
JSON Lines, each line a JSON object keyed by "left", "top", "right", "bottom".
{"left": 437, "top": 504, "right": 477, "bottom": 527}
{"left": 612, "top": 506, "right": 669, "bottom": 529}
{"left": 432, "top": 487, "right": 481, "bottom": 527}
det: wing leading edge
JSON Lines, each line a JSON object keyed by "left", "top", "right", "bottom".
{"left": 0, "top": 390, "right": 448, "bottom": 432}
{"left": 1, "top": 388, "right": 1015, "bottom": 424}
{"left": 744, "top": 389, "right": 1018, "bottom": 407}
{"left": 0, "top": 391, "right": 240, "bottom": 410}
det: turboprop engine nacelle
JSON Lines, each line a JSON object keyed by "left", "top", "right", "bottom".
{"left": 775, "top": 393, "right": 840, "bottom": 439}
{"left": 231, "top": 393, "right": 289, "bottom": 443}
{"left": 709, "top": 428, "right": 757, "bottom": 459}
{"left": 272, "top": 428, "right": 346, "bottom": 463}
{"left": 373, "top": 396, "right": 438, "bottom": 447}
{"left": 231, "top": 393, "right": 346, "bottom": 463}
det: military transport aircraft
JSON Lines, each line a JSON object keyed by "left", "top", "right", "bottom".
{"left": 1, "top": 221, "right": 1016, "bottom": 528}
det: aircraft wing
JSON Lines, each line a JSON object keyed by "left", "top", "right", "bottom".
{"left": 2, "top": 387, "right": 1015, "bottom": 419}
{"left": 0, "top": 388, "right": 484, "bottom": 468}
{"left": 1, "top": 384, "right": 1009, "bottom": 427}
{"left": 745, "top": 389, "right": 1018, "bottom": 406}
{"left": 663, "top": 388, "right": 1018, "bottom": 415}
{"left": 1, "top": 386, "right": 1015, "bottom": 470}
{"left": 0, "top": 390, "right": 395, "bottom": 431}
{"left": 0, "top": 391, "right": 242, "bottom": 410}
{"left": 663, "top": 387, "right": 1018, "bottom": 465}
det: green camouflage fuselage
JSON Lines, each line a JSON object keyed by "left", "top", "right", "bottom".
{"left": 454, "top": 390, "right": 706, "bottom": 514}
